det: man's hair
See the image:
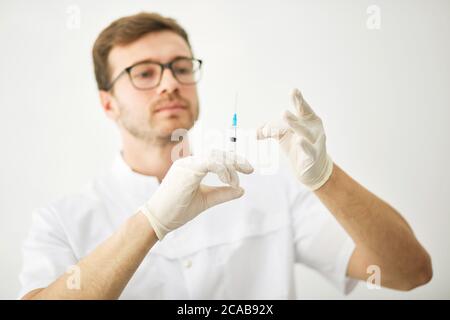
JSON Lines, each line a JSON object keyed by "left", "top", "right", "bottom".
{"left": 92, "top": 12, "right": 192, "bottom": 91}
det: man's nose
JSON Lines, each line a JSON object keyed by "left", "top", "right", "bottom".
{"left": 156, "top": 68, "right": 179, "bottom": 95}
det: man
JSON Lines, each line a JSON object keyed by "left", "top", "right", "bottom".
{"left": 19, "top": 12, "right": 432, "bottom": 299}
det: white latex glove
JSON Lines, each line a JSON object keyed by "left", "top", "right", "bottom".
{"left": 140, "top": 149, "right": 254, "bottom": 240}
{"left": 256, "top": 88, "right": 333, "bottom": 191}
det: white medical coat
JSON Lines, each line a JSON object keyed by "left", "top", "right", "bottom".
{"left": 19, "top": 153, "right": 357, "bottom": 299}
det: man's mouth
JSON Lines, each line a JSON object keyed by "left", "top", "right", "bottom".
{"left": 154, "top": 101, "right": 188, "bottom": 114}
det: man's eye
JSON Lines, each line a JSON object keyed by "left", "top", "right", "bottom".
{"left": 175, "top": 67, "right": 192, "bottom": 75}
{"left": 138, "top": 71, "right": 154, "bottom": 78}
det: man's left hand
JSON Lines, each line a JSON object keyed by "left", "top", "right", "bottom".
{"left": 256, "top": 88, "right": 333, "bottom": 190}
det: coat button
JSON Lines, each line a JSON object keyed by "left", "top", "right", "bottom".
{"left": 184, "top": 260, "right": 192, "bottom": 268}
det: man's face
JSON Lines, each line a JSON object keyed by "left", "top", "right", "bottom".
{"left": 103, "top": 31, "right": 199, "bottom": 141}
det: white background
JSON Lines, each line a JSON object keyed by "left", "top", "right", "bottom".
{"left": 0, "top": 0, "right": 449, "bottom": 299}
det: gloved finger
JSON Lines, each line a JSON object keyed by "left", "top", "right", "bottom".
{"left": 205, "top": 160, "right": 231, "bottom": 185}
{"left": 210, "top": 149, "right": 254, "bottom": 175}
{"left": 228, "top": 152, "right": 254, "bottom": 174}
{"left": 284, "top": 110, "right": 316, "bottom": 142}
{"left": 291, "top": 88, "right": 316, "bottom": 119}
{"left": 225, "top": 163, "right": 240, "bottom": 188}
{"left": 256, "top": 120, "right": 290, "bottom": 140}
{"left": 201, "top": 185, "right": 245, "bottom": 208}
{"left": 284, "top": 109, "right": 299, "bottom": 122}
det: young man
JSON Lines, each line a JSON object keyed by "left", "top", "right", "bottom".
{"left": 19, "top": 12, "right": 432, "bottom": 299}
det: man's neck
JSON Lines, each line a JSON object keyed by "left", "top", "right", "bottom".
{"left": 121, "top": 132, "right": 191, "bottom": 183}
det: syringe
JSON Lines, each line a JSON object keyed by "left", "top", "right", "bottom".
{"left": 229, "top": 93, "right": 238, "bottom": 153}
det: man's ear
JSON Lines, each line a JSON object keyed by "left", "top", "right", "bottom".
{"left": 99, "top": 90, "right": 120, "bottom": 120}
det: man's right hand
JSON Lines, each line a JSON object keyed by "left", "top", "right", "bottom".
{"left": 140, "top": 149, "right": 254, "bottom": 240}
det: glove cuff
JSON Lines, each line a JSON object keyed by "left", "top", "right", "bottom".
{"left": 308, "top": 154, "right": 334, "bottom": 191}
{"left": 139, "top": 204, "right": 170, "bottom": 240}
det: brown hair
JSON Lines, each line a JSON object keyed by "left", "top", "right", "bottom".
{"left": 92, "top": 12, "right": 192, "bottom": 91}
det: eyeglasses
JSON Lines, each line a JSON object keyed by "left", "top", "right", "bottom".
{"left": 106, "top": 57, "right": 203, "bottom": 91}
